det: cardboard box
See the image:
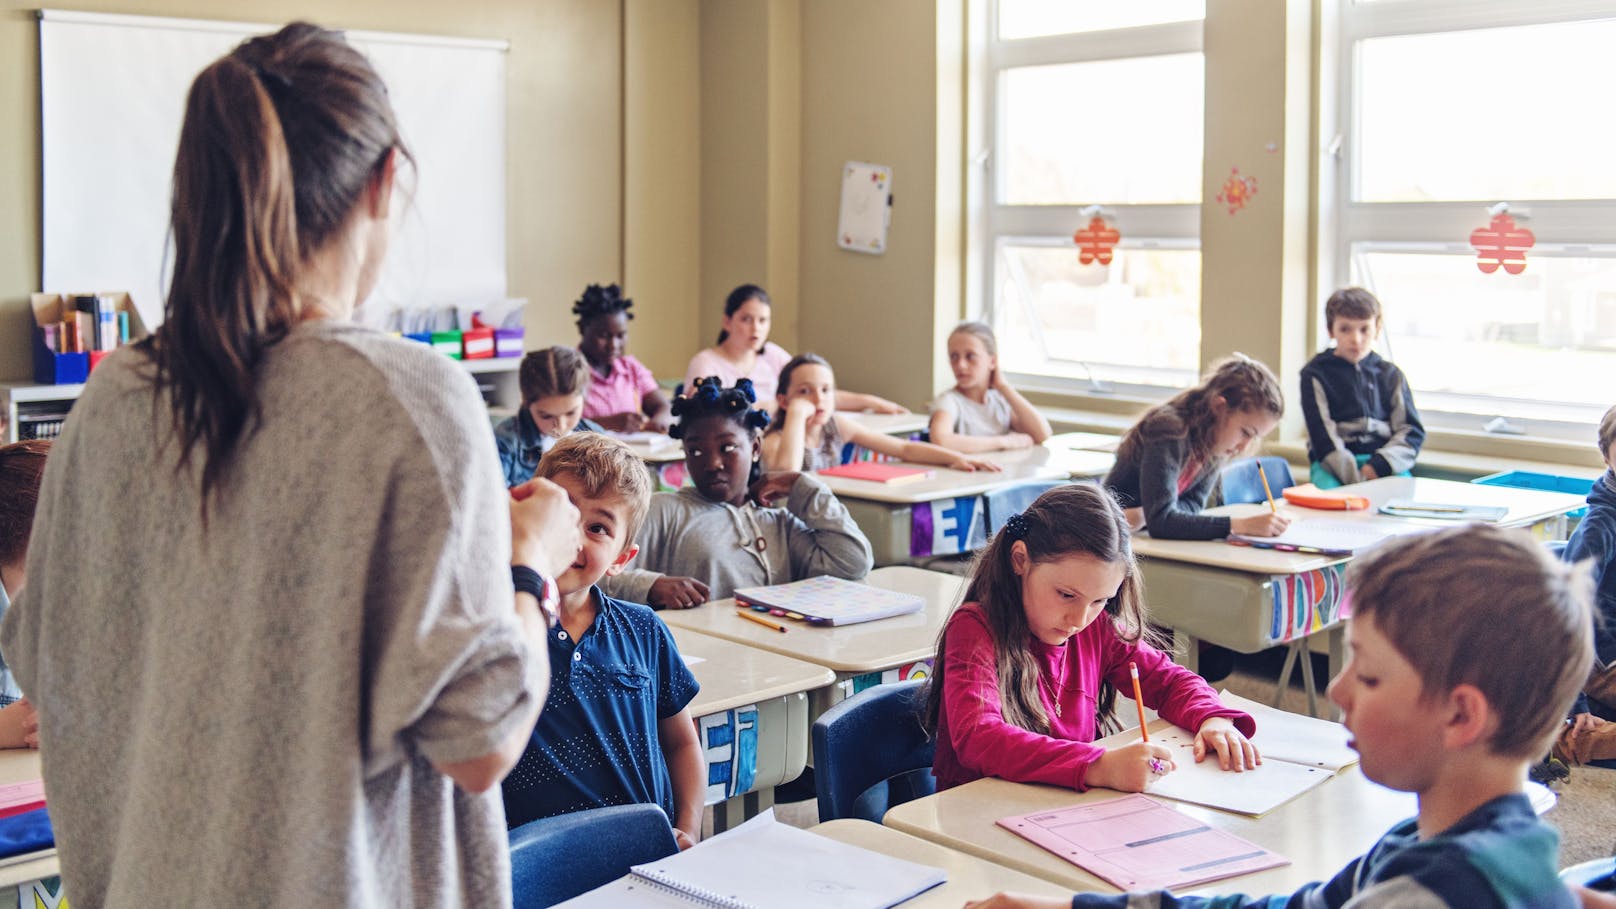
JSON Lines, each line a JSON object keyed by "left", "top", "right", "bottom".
{"left": 30, "top": 292, "right": 147, "bottom": 385}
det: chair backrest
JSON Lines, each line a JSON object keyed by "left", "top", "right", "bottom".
{"left": 509, "top": 803, "right": 679, "bottom": 908}
{"left": 1219, "top": 456, "right": 1295, "bottom": 506}
{"left": 1545, "top": 539, "right": 1569, "bottom": 559}
{"left": 813, "top": 679, "right": 936, "bottom": 823}
{"left": 983, "top": 480, "right": 1068, "bottom": 537}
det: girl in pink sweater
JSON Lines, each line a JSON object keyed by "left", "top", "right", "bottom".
{"left": 923, "top": 483, "right": 1260, "bottom": 793}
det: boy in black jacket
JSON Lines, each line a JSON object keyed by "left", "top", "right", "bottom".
{"left": 1300, "top": 287, "right": 1424, "bottom": 489}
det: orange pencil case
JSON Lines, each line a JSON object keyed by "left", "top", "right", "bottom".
{"left": 1282, "top": 483, "right": 1370, "bottom": 510}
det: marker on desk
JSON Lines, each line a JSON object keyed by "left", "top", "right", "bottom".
{"left": 1256, "top": 461, "right": 1278, "bottom": 514}
{"left": 1130, "top": 661, "right": 1149, "bottom": 742}
{"left": 735, "top": 607, "right": 787, "bottom": 633}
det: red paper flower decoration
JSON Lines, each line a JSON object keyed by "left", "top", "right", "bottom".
{"left": 1073, "top": 216, "right": 1121, "bottom": 265}
{"left": 1469, "top": 212, "right": 1535, "bottom": 275}
{"left": 1217, "top": 167, "right": 1258, "bottom": 215}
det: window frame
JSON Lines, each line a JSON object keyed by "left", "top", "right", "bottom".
{"left": 1328, "top": 0, "right": 1616, "bottom": 441}
{"left": 970, "top": 0, "right": 1204, "bottom": 399}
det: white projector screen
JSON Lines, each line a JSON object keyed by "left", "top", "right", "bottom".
{"left": 40, "top": 10, "right": 508, "bottom": 329}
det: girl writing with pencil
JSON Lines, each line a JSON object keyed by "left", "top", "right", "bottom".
{"left": 922, "top": 484, "right": 1259, "bottom": 792}
{"left": 1105, "top": 354, "right": 1291, "bottom": 540}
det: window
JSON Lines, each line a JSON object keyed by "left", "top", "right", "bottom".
{"left": 973, "top": 1, "right": 1204, "bottom": 393}
{"left": 1332, "top": 1, "right": 1616, "bottom": 433}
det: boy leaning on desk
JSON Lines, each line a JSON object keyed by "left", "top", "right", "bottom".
{"left": 967, "top": 523, "right": 1592, "bottom": 909}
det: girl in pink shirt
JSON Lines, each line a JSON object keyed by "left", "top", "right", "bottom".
{"left": 924, "top": 483, "right": 1260, "bottom": 793}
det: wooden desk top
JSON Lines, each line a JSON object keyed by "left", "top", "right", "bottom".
{"left": 659, "top": 566, "right": 966, "bottom": 674}
{"left": 883, "top": 719, "right": 1416, "bottom": 897}
{"left": 1131, "top": 476, "right": 1587, "bottom": 575}
{"left": 846, "top": 412, "right": 932, "bottom": 437}
{"left": 808, "top": 819, "right": 1071, "bottom": 906}
{"left": 671, "top": 627, "right": 835, "bottom": 716}
{"left": 818, "top": 447, "right": 1072, "bottom": 505}
{"left": 0, "top": 749, "right": 54, "bottom": 888}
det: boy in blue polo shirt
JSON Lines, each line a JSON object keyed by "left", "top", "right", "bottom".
{"left": 500, "top": 433, "right": 704, "bottom": 848}
{"left": 964, "top": 524, "right": 1592, "bottom": 909}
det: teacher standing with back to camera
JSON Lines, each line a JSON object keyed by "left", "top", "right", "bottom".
{"left": 1, "top": 23, "right": 578, "bottom": 907}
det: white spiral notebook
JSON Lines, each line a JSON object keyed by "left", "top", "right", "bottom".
{"left": 556, "top": 809, "right": 946, "bottom": 909}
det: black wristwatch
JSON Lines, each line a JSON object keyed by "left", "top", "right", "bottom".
{"left": 512, "top": 565, "right": 559, "bottom": 627}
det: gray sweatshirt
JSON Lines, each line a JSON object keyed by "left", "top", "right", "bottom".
{"left": 604, "top": 474, "right": 874, "bottom": 603}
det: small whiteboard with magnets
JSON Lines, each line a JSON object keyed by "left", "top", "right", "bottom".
{"left": 837, "top": 161, "right": 892, "bottom": 255}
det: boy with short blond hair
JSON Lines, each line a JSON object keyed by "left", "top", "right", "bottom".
{"left": 967, "top": 524, "right": 1592, "bottom": 909}
{"left": 1300, "top": 287, "right": 1425, "bottom": 489}
{"left": 499, "top": 434, "right": 705, "bottom": 849}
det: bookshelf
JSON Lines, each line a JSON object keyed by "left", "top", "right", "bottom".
{"left": 1, "top": 357, "right": 520, "bottom": 444}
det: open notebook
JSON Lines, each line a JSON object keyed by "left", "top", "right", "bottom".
{"left": 1140, "top": 690, "right": 1358, "bottom": 816}
{"left": 733, "top": 576, "right": 924, "bottom": 627}
{"left": 557, "top": 809, "right": 945, "bottom": 909}
{"left": 1227, "top": 517, "right": 1428, "bottom": 556}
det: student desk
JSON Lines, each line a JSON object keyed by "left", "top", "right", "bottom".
{"left": 820, "top": 442, "right": 1098, "bottom": 567}
{"left": 845, "top": 411, "right": 931, "bottom": 437}
{"left": 0, "top": 750, "right": 60, "bottom": 908}
{"left": 883, "top": 718, "right": 1417, "bottom": 898}
{"left": 807, "top": 819, "right": 1072, "bottom": 905}
{"left": 661, "top": 566, "right": 964, "bottom": 719}
{"left": 1135, "top": 475, "right": 1588, "bottom": 714}
{"left": 671, "top": 628, "right": 835, "bottom": 832}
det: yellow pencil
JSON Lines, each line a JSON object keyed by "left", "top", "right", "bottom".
{"left": 1130, "top": 661, "right": 1149, "bottom": 742}
{"left": 1255, "top": 461, "right": 1278, "bottom": 514}
{"left": 735, "top": 607, "right": 788, "bottom": 633}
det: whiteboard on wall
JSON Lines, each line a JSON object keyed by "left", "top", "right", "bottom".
{"left": 39, "top": 10, "right": 508, "bottom": 329}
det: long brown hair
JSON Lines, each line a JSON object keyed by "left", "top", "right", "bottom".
{"left": 1115, "top": 354, "right": 1283, "bottom": 474}
{"left": 0, "top": 440, "right": 51, "bottom": 568}
{"left": 148, "top": 23, "right": 406, "bottom": 510}
{"left": 922, "top": 483, "right": 1156, "bottom": 738}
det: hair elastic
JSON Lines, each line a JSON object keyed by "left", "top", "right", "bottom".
{"left": 1003, "top": 512, "right": 1031, "bottom": 540}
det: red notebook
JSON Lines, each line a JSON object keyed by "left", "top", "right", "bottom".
{"left": 817, "top": 462, "right": 935, "bottom": 484}
{"left": 0, "top": 780, "right": 45, "bottom": 821}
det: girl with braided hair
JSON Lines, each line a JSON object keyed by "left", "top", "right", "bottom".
{"left": 573, "top": 282, "right": 673, "bottom": 432}
{"left": 601, "top": 377, "right": 873, "bottom": 609}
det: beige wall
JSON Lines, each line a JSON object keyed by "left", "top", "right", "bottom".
{"left": 0, "top": 0, "right": 622, "bottom": 379}
{"left": 624, "top": 0, "right": 701, "bottom": 378}
{"left": 798, "top": 0, "right": 956, "bottom": 411}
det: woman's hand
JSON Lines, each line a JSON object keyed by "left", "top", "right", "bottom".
{"left": 1195, "top": 717, "right": 1261, "bottom": 771}
{"left": 508, "top": 477, "right": 582, "bottom": 579}
{"left": 1089, "top": 741, "right": 1176, "bottom": 792}
{"left": 1230, "top": 513, "right": 1290, "bottom": 537}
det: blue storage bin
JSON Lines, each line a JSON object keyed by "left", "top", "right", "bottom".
{"left": 1472, "top": 470, "right": 1593, "bottom": 519}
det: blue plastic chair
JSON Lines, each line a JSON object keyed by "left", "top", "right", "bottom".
{"left": 983, "top": 479, "right": 1068, "bottom": 536}
{"left": 1219, "top": 456, "right": 1295, "bottom": 506}
{"left": 1546, "top": 539, "right": 1569, "bottom": 559}
{"left": 813, "top": 679, "right": 936, "bottom": 823}
{"left": 509, "top": 804, "right": 679, "bottom": 908}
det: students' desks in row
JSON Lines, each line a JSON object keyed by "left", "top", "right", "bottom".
{"left": 674, "top": 628, "right": 832, "bottom": 831}
{"left": 664, "top": 566, "right": 965, "bottom": 718}
{"left": 883, "top": 717, "right": 1418, "bottom": 899}
{"left": 0, "top": 750, "right": 60, "bottom": 906}
{"left": 1136, "top": 475, "right": 1588, "bottom": 714}
{"left": 824, "top": 432, "right": 1118, "bottom": 567}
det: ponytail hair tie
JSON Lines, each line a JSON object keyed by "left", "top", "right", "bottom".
{"left": 1003, "top": 512, "right": 1031, "bottom": 541}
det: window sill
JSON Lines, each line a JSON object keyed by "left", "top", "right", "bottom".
{"left": 1025, "top": 392, "right": 1606, "bottom": 482}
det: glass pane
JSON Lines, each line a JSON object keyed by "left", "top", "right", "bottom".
{"left": 997, "top": 242, "right": 1200, "bottom": 388}
{"left": 998, "top": 0, "right": 1204, "bottom": 40}
{"left": 1354, "top": 248, "right": 1616, "bottom": 422}
{"left": 1002, "top": 55, "right": 1203, "bottom": 205}
{"left": 1358, "top": 19, "right": 1616, "bottom": 202}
